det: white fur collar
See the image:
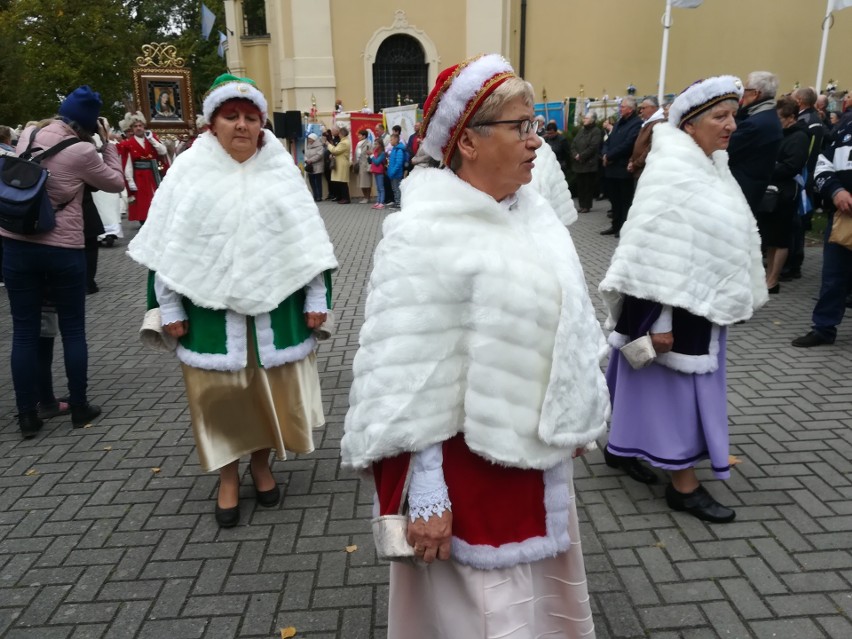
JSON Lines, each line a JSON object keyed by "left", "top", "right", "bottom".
{"left": 128, "top": 130, "right": 337, "bottom": 315}
{"left": 599, "top": 124, "right": 767, "bottom": 327}
{"left": 342, "top": 167, "right": 610, "bottom": 470}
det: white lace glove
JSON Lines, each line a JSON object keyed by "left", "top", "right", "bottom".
{"left": 408, "top": 443, "right": 452, "bottom": 522}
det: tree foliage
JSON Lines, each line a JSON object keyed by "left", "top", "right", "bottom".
{"left": 0, "top": 0, "right": 227, "bottom": 128}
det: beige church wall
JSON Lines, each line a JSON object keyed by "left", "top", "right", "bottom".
{"left": 241, "top": 39, "right": 273, "bottom": 104}
{"left": 328, "top": 1, "right": 468, "bottom": 110}
{"left": 520, "top": 0, "right": 852, "bottom": 101}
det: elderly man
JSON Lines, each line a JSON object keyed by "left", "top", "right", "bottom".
{"left": 727, "top": 71, "right": 783, "bottom": 214}
{"left": 628, "top": 96, "right": 665, "bottom": 182}
{"left": 792, "top": 92, "right": 852, "bottom": 347}
{"left": 600, "top": 97, "right": 642, "bottom": 237}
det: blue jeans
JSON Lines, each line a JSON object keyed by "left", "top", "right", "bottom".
{"left": 390, "top": 178, "right": 402, "bottom": 206}
{"left": 308, "top": 172, "right": 323, "bottom": 201}
{"left": 811, "top": 215, "right": 852, "bottom": 340}
{"left": 2, "top": 238, "right": 89, "bottom": 413}
{"left": 374, "top": 174, "right": 385, "bottom": 204}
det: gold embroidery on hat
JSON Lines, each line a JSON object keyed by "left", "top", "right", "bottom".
{"left": 421, "top": 55, "right": 483, "bottom": 139}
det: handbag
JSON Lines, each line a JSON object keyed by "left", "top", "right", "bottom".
{"left": 139, "top": 308, "right": 178, "bottom": 352}
{"left": 758, "top": 185, "right": 779, "bottom": 214}
{"left": 829, "top": 212, "right": 852, "bottom": 250}
{"left": 619, "top": 334, "right": 656, "bottom": 369}
{"left": 371, "top": 461, "right": 417, "bottom": 564}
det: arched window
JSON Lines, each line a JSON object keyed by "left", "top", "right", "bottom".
{"left": 372, "top": 34, "right": 427, "bottom": 112}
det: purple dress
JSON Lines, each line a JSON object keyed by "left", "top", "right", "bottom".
{"left": 605, "top": 297, "right": 731, "bottom": 479}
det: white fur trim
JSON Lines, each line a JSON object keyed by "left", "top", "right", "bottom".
{"left": 451, "top": 460, "right": 572, "bottom": 570}
{"left": 530, "top": 142, "right": 578, "bottom": 226}
{"left": 421, "top": 54, "right": 514, "bottom": 163}
{"left": 608, "top": 324, "right": 721, "bottom": 374}
{"left": 203, "top": 81, "right": 268, "bottom": 123}
{"left": 254, "top": 312, "right": 317, "bottom": 367}
{"left": 175, "top": 311, "right": 247, "bottom": 371}
{"left": 669, "top": 75, "right": 743, "bottom": 128}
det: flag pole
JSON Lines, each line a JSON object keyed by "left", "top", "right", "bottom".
{"left": 815, "top": 0, "right": 834, "bottom": 92}
{"left": 658, "top": 0, "right": 673, "bottom": 104}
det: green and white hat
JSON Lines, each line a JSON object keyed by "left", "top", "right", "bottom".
{"left": 202, "top": 74, "right": 268, "bottom": 123}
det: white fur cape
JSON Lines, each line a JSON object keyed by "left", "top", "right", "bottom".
{"left": 342, "top": 167, "right": 610, "bottom": 471}
{"left": 127, "top": 130, "right": 338, "bottom": 315}
{"left": 599, "top": 124, "right": 768, "bottom": 328}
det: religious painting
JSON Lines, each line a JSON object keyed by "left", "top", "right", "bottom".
{"left": 132, "top": 61, "right": 195, "bottom": 137}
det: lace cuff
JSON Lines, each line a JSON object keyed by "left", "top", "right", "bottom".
{"left": 408, "top": 483, "right": 452, "bottom": 523}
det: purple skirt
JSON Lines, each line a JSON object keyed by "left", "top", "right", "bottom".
{"left": 606, "top": 328, "right": 730, "bottom": 479}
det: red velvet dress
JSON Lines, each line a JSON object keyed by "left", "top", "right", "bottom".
{"left": 124, "top": 136, "right": 165, "bottom": 222}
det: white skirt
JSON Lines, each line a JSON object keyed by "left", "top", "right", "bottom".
{"left": 387, "top": 481, "right": 595, "bottom": 639}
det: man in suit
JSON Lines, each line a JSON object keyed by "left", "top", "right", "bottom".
{"left": 600, "top": 97, "right": 642, "bottom": 237}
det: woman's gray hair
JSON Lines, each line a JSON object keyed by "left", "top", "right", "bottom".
{"left": 441, "top": 76, "right": 535, "bottom": 171}
{"left": 584, "top": 112, "right": 597, "bottom": 123}
{"left": 746, "top": 71, "right": 778, "bottom": 99}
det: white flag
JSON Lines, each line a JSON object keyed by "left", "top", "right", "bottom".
{"left": 830, "top": 0, "right": 852, "bottom": 11}
{"left": 217, "top": 31, "right": 228, "bottom": 58}
{"left": 671, "top": 0, "right": 703, "bottom": 7}
{"left": 201, "top": 3, "right": 216, "bottom": 40}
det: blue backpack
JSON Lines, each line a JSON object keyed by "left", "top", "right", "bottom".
{"left": 0, "top": 129, "right": 82, "bottom": 234}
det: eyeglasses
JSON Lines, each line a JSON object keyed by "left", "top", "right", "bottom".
{"left": 471, "top": 118, "right": 538, "bottom": 140}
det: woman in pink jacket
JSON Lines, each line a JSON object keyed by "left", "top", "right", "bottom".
{"left": 1, "top": 86, "right": 125, "bottom": 438}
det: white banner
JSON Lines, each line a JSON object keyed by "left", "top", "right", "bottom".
{"left": 382, "top": 104, "right": 419, "bottom": 147}
{"left": 831, "top": 0, "right": 852, "bottom": 11}
{"left": 671, "top": 0, "right": 703, "bottom": 7}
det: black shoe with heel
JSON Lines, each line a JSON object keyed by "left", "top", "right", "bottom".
{"left": 250, "top": 468, "right": 280, "bottom": 507}
{"left": 665, "top": 483, "right": 735, "bottom": 523}
{"left": 603, "top": 447, "right": 658, "bottom": 484}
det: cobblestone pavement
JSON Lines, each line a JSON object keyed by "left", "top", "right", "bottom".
{"left": 1, "top": 197, "right": 850, "bottom": 639}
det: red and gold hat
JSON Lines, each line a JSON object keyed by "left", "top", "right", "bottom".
{"left": 420, "top": 54, "right": 516, "bottom": 166}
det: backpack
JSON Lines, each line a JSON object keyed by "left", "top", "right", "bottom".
{"left": 0, "top": 128, "right": 83, "bottom": 234}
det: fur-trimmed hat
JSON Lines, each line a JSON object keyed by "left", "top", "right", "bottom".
{"left": 119, "top": 111, "right": 146, "bottom": 132}
{"left": 669, "top": 75, "right": 744, "bottom": 129}
{"left": 202, "top": 74, "right": 268, "bottom": 123}
{"left": 420, "top": 54, "right": 516, "bottom": 166}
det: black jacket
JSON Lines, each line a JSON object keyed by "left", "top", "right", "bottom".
{"left": 728, "top": 99, "right": 783, "bottom": 212}
{"left": 602, "top": 112, "right": 642, "bottom": 179}
{"left": 797, "top": 107, "right": 825, "bottom": 187}
{"left": 771, "top": 120, "right": 809, "bottom": 203}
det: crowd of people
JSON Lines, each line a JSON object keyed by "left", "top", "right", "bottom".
{"left": 1, "top": 54, "right": 851, "bottom": 639}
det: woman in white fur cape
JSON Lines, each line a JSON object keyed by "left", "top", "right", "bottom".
{"left": 341, "top": 55, "right": 610, "bottom": 639}
{"left": 599, "top": 76, "right": 768, "bottom": 524}
{"left": 128, "top": 75, "right": 337, "bottom": 528}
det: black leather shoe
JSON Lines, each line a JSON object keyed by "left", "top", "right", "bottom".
{"left": 768, "top": 284, "right": 780, "bottom": 294}
{"left": 665, "top": 483, "right": 735, "bottom": 523}
{"left": 18, "top": 412, "right": 43, "bottom": 439}
{"left": 250, "top": 469, "right": 280, "bottom": 507}
{"left": 791, "top": 331, "right": 834, "bottom": 348}
{"left": 215, "top": 503, "right": 240, "bottom": 528}
{"left": 71, "top": 403, "right": 102, "bottom": 428}
{"left": 600, "top": 227, "right": 617, "bottom": 236}
{"left": 604, "top": 448, "right": 658, "bottom": 484}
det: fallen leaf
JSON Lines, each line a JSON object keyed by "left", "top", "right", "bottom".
{"left": 83, "top": 424, "right": 92, "bottom": 429}
{"left": 24, "top": 468, "right": 38, "bottom": 476}
{"left": 151, "top": 467, "right": 161, "bottom": 474}
{"left": 728, "top": 455, "right": 743, "bottom": 466}
{"left": 103, "top": 446, "right": 112, "bottom": 451}
{"left": 345, "top": 545, "right": 358, "bottom": 553}
{"left": 654, "top": 541, "right": 666, "bottom": 549}
{"left": 772, "top": 320, "right": 782, "bottom": 326}
{"left": 280, "top": 627, "right": 297, "bottom": 638}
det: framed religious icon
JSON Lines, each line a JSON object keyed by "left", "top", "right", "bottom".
{"left": 132, "top": 44, "right": 196, "bottom": 137}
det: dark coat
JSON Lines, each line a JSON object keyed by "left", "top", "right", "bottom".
{"left": 797, "top": 107, "right": 825, "bottom": 185}
{"left": 770, "top": 120, "right": 809, "bottom": 204}
{"left": 570, "top": 125, "right": 603, "bottom": 174}
{"left": 544, "top": 133, "right": 570, "bottom": 170}
{"left": 728, "top": 99, "right": 783, "bottom": 212}
{"left": 602, "top": 111, "right": 642, "bottom": 179}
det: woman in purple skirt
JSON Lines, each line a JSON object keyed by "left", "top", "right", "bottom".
{"left": 599, "top": 76, "right": 769, "bottom": 523}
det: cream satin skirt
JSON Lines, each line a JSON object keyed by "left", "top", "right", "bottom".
{"left": 180, "top": 344, "right": 323, "bottom": 472}
{"left": 387, "top": 481, "right": 595, "bottom": 639}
